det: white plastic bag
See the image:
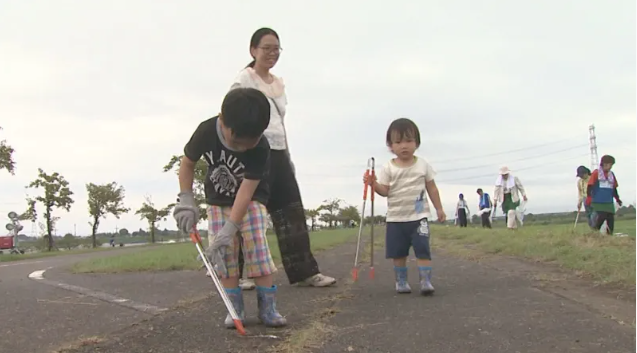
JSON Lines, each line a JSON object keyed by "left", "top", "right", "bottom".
{"left": 516, "top": 200, "right": 527, "bottom": 226}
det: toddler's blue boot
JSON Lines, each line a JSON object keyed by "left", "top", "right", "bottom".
{"left": 418, "top": 266, "right": 435, "bottom": 296}
{"left": 394, "top": 266, "right": 412, "bottom": 293}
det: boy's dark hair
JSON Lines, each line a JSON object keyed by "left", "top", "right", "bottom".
{"left": 221, "top": 88, "right": 271, "bottom": 139}
{"left": 385, "top": 118, "right": 421, "bottom": 147}
{"left": 476, "top": 188, "right": 483, "bottom": 194}
{"left": 600, "top": 155, "right": 615, "bottom": 166}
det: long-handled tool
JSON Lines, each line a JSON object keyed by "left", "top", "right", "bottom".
{"left": 190, "top": 227, "right": 246, "bottom": 335}
{"left": 352, "top": 158, "right": 375, "bottom": 281}
{"left": 369, "top": 157, "right": 376, "bottom": 279}
{"left": 573, "top": 206, "right": 581, "bottom": 230}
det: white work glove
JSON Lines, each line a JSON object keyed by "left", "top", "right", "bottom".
{"left": 173, "top": 191, "right": 199, "bottom": 234}
{"left": 204, "top": 220, "right": 240, "bottom": 274}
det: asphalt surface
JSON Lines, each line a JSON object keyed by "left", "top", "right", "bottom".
{"left": 0, "top": 246, "right": 172, "bottom": 353}
{"left": 55, "top": 240, "right": 635, "bottom": 353}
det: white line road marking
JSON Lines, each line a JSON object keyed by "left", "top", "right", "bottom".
{"left": 1, "top": 260, "right": 44, "bottom": 268}
{"left": 28, "top": 269, "right": 168, "bottom": 315}
{"left": 28, "top": 269, "right": 47, "bottom": 279}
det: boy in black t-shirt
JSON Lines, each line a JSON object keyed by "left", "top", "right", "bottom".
{"left": 173, "top": 88, "right": 286, "bottom": 328}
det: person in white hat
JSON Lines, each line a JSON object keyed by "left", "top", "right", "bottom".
{"left": 493, "top": 166, "right": 527, "bottom": 229}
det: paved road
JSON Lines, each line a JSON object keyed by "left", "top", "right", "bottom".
{"left": 0, "top": 247, "right": 164, "bottom": 353}
{"left": 57, "top": 241, "right": 635, "bottom": 353}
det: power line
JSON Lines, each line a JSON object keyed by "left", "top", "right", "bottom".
{"left": 436, "top": 144, "right": 588, "bottom": 173}
{"left": 296, "top": 144, "right": 588, "bottom": 179}
{"left": 428, "top": 138, "right": 581, "bottom": 164}
{"left": 298, "top": 153, "right": 589, "bottom": 185}
{"left": 300, "top": 137, "right": 584, "bottom": 169}
{"left": 436, "top": 153, "right": 590, "bottom": 183}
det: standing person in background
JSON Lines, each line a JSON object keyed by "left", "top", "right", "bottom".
{"left": 587, "top": 155, "right": 622, "bottom": 234}
{"left": 493, "top": 166, "right": 527, "bottom": 230}
{"left": 576, "top": 166, "right": 595, "bottom": 229}
{"left": 227, "top": 27, "right": 336, "bottom": 290}
{"left": 476, "top": 188, "right": 493, "bottom": 228}
{"left": 455, "top": 194, "right": 469, "bottom": 227}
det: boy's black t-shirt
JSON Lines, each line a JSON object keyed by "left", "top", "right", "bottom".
{"left": 183, "top": 116, "right": 270, "bottom": 207}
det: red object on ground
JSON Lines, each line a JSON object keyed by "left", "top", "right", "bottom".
{"left": 0, "top": 236, "right": 14, "bottom": 249}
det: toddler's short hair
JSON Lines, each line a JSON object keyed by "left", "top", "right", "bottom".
{"left": 386, "top": 118, "right": 421, "bottom": 147}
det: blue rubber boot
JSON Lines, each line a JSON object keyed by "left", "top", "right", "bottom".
{"left": 223, "top": 287, "right": 246, "bottom": 329}
{"left": 256, "top": 285, "right": 287, "bottom": 327}
{"left": 418, "top": 266, "right": 435, "bottom": 296}
{"left": 394, "top": 266, "right": 412, "bottom": 293}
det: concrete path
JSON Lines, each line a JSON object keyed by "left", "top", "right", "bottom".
{"left": 52, "top": 240, "right": 635, "bottom": 353}
{"left": 0, "top": 246, "right": 202, "bottom": 353}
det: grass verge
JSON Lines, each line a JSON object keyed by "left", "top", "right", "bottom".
{"left": 70, "top": 227, "right": 360, "bottom": 274}
{"left": 432, "top": 219, "right": 636, "bottom": 287}
{"left": 0, "top": 247, "right": 116, "bottom": 263}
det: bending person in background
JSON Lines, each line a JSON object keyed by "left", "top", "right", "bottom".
{"left": 476, "top": 188, "right": 493, "bottom": 229}
{"left": 493, "top": 166, "right": 527, "bottom": 230}
{"left": 229, "top": 27, "right": 336, "bottom": 290}
{"left": 576, "top": 166, "right": 594, "bottom": 229}
{"left": 455, "top": 194, "right": 469, "bottom": 227}
{"left": 587, "top": 155, "right": 622, "bottom": 235}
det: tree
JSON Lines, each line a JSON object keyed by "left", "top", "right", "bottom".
{"left": 59, "top": 233, "right": 78, "bottom": 250}
{"left": 135, "top": 197, "right": 174, "bottom": 243}
{"left": 86, "top": 182, "right": 130, "bottom": 248}
{"left": 24, "top": 169, "right": 74, "bottom": 251}
{"left": 0, "top": 127, "right": 16, "bottom": 175}
{"left": 318, "top": 198, "right": 343, "bottom": 228}
{"left": 305, "top": 209, "right": 320, "bottom": 231}
{"left": 163, "top": 155, "right": 208, "bottom": 222}
{"left": 338, "top": 205, "right": 361, "bottom": 225}
{"left": 119, "top": 228, "right": 129, "bottom": 236}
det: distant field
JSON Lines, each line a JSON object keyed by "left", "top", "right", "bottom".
{"left": 432, "top": 219, "right": 636, "bottom": 287}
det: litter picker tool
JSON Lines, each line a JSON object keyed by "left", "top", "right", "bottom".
{"left": 369, "top": 157, "right": 376, "bottom": 279}
{"left": 573, "top": 206, "right": 581, "bottom": 230}
{"left": 189, "top": 226, "right": 246, "bottom": 336}
{"left": 352, "top": 157, "right": 376, "bottom": 281}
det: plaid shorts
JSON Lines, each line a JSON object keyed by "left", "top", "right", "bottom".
{"left": 207, "top": 201, "right": 277, "bottom": 279}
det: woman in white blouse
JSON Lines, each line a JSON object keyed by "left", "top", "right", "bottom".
{"left": 230, "top": 28, "right": 336, "bottom": 290}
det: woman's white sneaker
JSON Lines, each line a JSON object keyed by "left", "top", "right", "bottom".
{"left": 239, "top": 278, "right": 256, "bottom": 290}
{"left": 299, "top": 273, "right": 336, "bottom": 287}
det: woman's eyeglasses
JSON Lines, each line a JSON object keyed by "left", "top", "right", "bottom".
{"left": 259, "top": 46, "right": 282, "bottom": 54}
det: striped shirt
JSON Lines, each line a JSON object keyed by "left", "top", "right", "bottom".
{"left": 378, "top": 157, "right": 436, "bottom": 222}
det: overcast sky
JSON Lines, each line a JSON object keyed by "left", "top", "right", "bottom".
{"left": 1, "top": 0, "right": 635, "bottom": 236}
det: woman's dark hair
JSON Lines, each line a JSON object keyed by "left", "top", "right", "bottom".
{"left": 385, "top": 118, "right": 421, "bottom": 147}
{"left": 246, "top": 27, "right": 280, "bottom": 68}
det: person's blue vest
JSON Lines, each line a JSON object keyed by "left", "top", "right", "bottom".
{"left": 479, "top": 193, "right": 490, "bottom": 209}
{"left": 592, "top": 171, "right": 615, "bottom": 204}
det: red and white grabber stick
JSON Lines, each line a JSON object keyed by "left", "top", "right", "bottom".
{"left": 352, "top": 157, "right": 376, "bottom": 281}
{"left": 190, "top": 227, "right": 246, "bottom": 335}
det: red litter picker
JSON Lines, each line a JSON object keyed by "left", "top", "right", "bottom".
{"left": 352, "top": 157, "right": 376, "bottom": 281}
{"left": 190, "top": 227, "right": 246, "bottom": 336}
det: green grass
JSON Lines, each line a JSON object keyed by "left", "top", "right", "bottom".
{"left": 70, "top": 227, "right": 360, "bottom": 274}
{"left": 0, "top": 246, "right": 116, "bottom": 263}
{"left": 432, "top": 219, "right": 636, "bottom": 287}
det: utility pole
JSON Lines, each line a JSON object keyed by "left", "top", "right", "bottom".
{"left": 589, "top": 124, "right": 598, "bottom": 170}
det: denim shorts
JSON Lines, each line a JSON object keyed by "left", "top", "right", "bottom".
{"left": 385, "top": 218, "right": 431, "bottom": 260}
